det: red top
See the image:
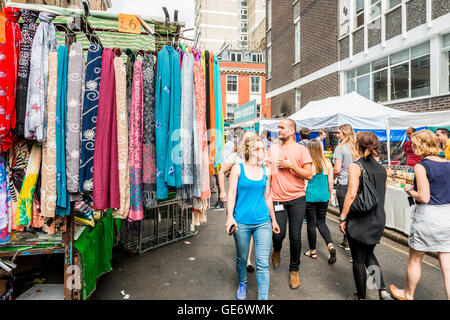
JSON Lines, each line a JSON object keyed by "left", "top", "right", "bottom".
{"left": 404, "top": 140, "right": 422, "bottom": 167}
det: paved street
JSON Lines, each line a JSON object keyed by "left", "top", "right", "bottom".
{"left": 91, "top": 194, "right": 446, "bottom": 300}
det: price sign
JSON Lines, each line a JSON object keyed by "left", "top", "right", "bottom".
{"left": 118, "top": 14, "right": 141, "bottom": 34}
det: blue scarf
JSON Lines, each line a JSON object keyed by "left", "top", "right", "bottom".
{"left": 79, "top": 44, "right": 102, "bottom": 192}
{"left": 213, "top": 57, "right": 224, "bottom": 169}
{"left": 55, "top": 45, "right": 70, "bottom": 217}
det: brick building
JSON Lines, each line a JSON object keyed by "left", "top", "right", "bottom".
{"left": 266, "top": 0, "right": 450, "bottom": 117}
{"left": 219, "top": 49, "right": 271, "bottom": 129}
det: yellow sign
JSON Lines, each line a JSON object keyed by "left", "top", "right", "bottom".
{"left": 118, "top": 14, "right": 141, "bottom": 34}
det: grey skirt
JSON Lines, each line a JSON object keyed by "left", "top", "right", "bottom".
{"left": 409, "top": 203, "right": 450, "bottom": 252}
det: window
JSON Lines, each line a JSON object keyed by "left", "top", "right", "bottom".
{"left": 256, "top": 104, "right": 261, "bottom": 118}
{"left": 236, "top": 53, "right": 242, "bottom": 61}
{"left": 346, "top": 41, "right": 431, "bottom": 102}
{"left": 241, "top": 1, "right": 247, "bottom": 6}
{"left": 295, "top": 88, "right": 301, "bottom": 111}
{"left": 227, "top": 75, "right": 238, "bottom": 92}
{"left": 252, "top": 54, "right": 257, "bottom": 62}
{"left": 226, "top": 103, "right": 237, "bottom": 119}
{"left": 267, "top": 45, "right": 272, "bottom": 78}
{"left": 251, "top": 76, "right": 261, "bottom": 93}
{"left": 441, "top": 33, "right": 450, "bottom": 93}
{"left": 389, "top": 0, "right": 401, "bottom": 9}
{"left": 355, "top": 0, "right": 364, "bottom": 29}
{"left": 267, "top": 0, "right": 272, "bottom": 29}
{"left": 370, "top": 0, "right": 381, "bottom": 21}
{"left": 295, "top": 21, "right": 301, "bottom": 62}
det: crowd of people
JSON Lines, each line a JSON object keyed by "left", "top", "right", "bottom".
{"left": 219, "top": 120, "right": 450, "bottom": 300}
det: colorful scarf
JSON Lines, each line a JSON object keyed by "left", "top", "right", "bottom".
{"left": 92, "top": 48, "right": 119, "bottom": 210}
{"left": 142, "top": 53, "right": 157, "bottom": 208}
{"left": 0, "top": 153, "right": 11, "bottom": 242}
{"left": 128, "top": 60, "right": 144, "bottom": 221}
{"left": 66, "top": 42, "right": 84, "bottom": 195}
{"left": 79, "top": 43, "right": 102, "bottom": 193}
{"left": 24, "top": 12, "right": 57, "bottom": 142}
{"left": 213, "top": 56, "right": 224, "bottom": 169}
{"left": 113, "top": 56, "right": 130, "bottom": 219}
{"left": 40, "top": 51, "right": 58, "bottom": 218}
{"left": 55, "top": 45, "right": 70, "bottom": 217}
{"left": 15, "top": 143, "right": 41, "bottom": 226}
{"left": 193, "top": 58, "right": 210, "bottom": 225}
{"left": 0, "top": 7, "right": 21, "bottom": 152}
{"left": 7, "top": 139, "right": 31, "bottom": 230}
{"left": 14, "top": 9, "right": 39, "bottom": 138}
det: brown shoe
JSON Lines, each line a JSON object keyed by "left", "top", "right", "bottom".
{"left": 289, "top": 271, "right": 300, "bottom": 289}
{"left": 271, "top": 250, "right": 280, "bottom": 268}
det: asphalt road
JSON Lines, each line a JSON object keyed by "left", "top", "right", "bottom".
{"left": 91, "top": 197, "right": 446, "bottom": 300}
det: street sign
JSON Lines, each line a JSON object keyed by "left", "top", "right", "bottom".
{"left": 234, "top": 100, "right": 256, "bottom": 124}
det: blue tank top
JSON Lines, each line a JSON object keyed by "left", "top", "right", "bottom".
{"left": 233, "top": 163, "right": 271, "bottom": 225}
{"left": 414, "top": 158, "right": 450, "bottom": 205}
{"left": 306, "top": 170, "right": 329, "bottom": 203}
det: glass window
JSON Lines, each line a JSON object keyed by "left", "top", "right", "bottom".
{"left": 227, "top": 75, "right": 238, "bottom": 92}
{"left": 252, "top": 54, "right": 257, "bottom": 62}
{"left": 372, "top": 57, "right": 388, "bottom": 71}
{"left": 355, "top": 0, "right": 365, "bottom": 28}
{"left": 227, "top": 104, "right": 237, "bottom": 119}
{"left": 356, "top": 74, "right": 370, "bottom": 99}
{"left": 370, "top": 0, "right": 381, "bottom": 21}
{"left": 356, "top": 63, "right": 370, "bottom": 76}
{"left": 390, "top": 49, "right": 409, "bottom": 65}
{"left": 295, "top": 21, "right": 300, "bottom": 62}
{"left": 267, "top": 46, "right": 272, "bottom": 77}
{"left": 231, "top": 53, "right": 236, "bottom": 61}
{"left": 295, "top": 88, "right": 301, "bottom": 111}
{"left": 251, "top": 76, "right": 261, "bottom": 93}
{"left": 411, "top": 42, "right": 430, "bottom": 59}
{"left": 389, "top": 0, "right": 401, "bottom": 9}
{"left": 391, "top": 62, "right": 409, "bottom": 100}
{"left": 267, "top": 0, "right": 272, "bottom": 29}
{"left": 346, "top": 78, "right": 356, "bottom": 93}
{"left": 256, "top": 104, "right": 261, "bottom": 118}
{"left": 373, "top": 69, "right": 388, "bottom": 102}
{"left": 411, "top": 55, "right": 430, "bottom": 98}
{"left": 347, "top": 69, "right": 356, "bottom": 79}
{"left": 237, "top": 53, "right": 242, "bottom": 61}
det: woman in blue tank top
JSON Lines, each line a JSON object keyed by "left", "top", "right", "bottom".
{"left": 226, "top": 136, "right": 280, "bottom": 300}
{"left": 304, "top": 140, "right": 336, "bottom": 264}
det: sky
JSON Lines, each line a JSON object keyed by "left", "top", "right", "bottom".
{"left": 108, "top": 0, "right": 195, "bottom": 30}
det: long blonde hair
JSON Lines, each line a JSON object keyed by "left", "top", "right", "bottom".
{"left": 338, "top": 124, "right": 360, "bottom": 161}
{"left": 237, "top": 131, "right": 257, "bottom": 157}
{"left": 307, "top": 140, "right": 327, "bottom": 174}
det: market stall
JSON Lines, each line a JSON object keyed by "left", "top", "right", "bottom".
{"left": 0, "top": 1, "right": 224, "bottom": 300}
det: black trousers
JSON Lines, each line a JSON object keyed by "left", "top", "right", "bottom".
{"left": 347, "top": 233, "right": 386, "bottom": 299}
{"left": 336, "top": 183, "right": 348, "bottom": 242}
{"left": 305, "top": 202, "right": 333, "bottom": 250}
{"left": 272, "top": 196, "right": 306, "bottom": 272}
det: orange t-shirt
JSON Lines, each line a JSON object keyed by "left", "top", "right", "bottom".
{"left": 268, "top": 142, "right": 312, "bottom": 202}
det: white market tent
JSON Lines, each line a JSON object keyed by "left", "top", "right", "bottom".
{"left": 386, "top": 110, "right": 450, "bottom": 164}
{"left": 260, "top": 92, "right": 412, "bottom": 132}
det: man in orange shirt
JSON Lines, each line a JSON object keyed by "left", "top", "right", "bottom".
{"left": 267, "top": 119, "right": 313, "bottom": 289}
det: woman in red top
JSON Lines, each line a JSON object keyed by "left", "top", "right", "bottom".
{"left": 404, "top": 127, "right": 422, "bottom": 167}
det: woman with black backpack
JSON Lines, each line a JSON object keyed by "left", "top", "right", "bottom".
{"left": 338, "top": 131, "right": 392, "bottom": 300}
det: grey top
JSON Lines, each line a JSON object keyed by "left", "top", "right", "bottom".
{"left": 334, "top": 144, "right": 354, "bottom": 185}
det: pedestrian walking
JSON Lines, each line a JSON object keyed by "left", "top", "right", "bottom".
{"left": 267, "top": 119, "right": 313, "bottom": 289}
{"left": 436, "top": 128, "right": 450, "bottom": 160}
{"left": 226, "top": 135, "right": 280, "bottom": 300}
{"left": 338, "top": 131, "right": 392, "bottom": 300}
{"left": 219, "top": 131, "right": 257, "bottom": 273}
{"left": 333, "top": 124, "right": 359, "bottom": 252}
{"left": 390, "top": 130, "right": 450, "bottom": 300}
{"left": 303, "top": 139, "right": 336, "bottom": 264}
{"left": 404, "top": 127, "right": 422, "bottom": 167}
{"left": 298, "top": 127, "right": 310, "bottom": 147}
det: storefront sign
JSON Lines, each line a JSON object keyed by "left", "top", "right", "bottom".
{"left": 234, "top": 100, "right": 256, "bottom": 124}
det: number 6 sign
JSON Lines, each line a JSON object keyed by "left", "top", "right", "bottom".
{"left": 118, "top": 13, "right": 141, "bottom": 34}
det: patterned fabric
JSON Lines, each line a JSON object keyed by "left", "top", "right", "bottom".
{"left": 0, "top": 7, "right": 21, "bottom": 152}
{"left": 208, "top": 53, "right": 216, "bottom": 175}
{"left": 92, "top": 48, "right": 119, "bottom": 210}
{"left": 193, "top": 58, "right": 210, "bottom": 225}
{"left": 40, "top": 51, "right": 58, "bottom": 218}
{"left": 0, "top": 153, "right": 12, "bottom": 243}
{"left": 66, "top": 42, "right": 84, "bottom": 194}
{"left": 155, "top": 46, "right": 182, "bottom": 200}
{"left": 7, "top": 139, "right": 31, "bottom": 230}
{"left": 15, "top": 143, "right": 41, "bottom": 226}
{"left": 113, "top": 56, "right": 130, "bottom": 219}
{"left": 213, "top": 56, "right": 224, "bottom": 169}
{"left": 128, "top": 60, "right": 144, "bottom": 221}
{"left": 24, "top": 12, "right": 57, "bottom": 142}
{"left": 55, "top": 45, "right": 70, "bottom": 217}
{"left": 14, "top": 9, "right": 39, "bottom": 138}
{"left": 79, "top": 44, "right": 102, "bottom": 193}
{"left": 142, "top": 53, "right": 157, "bottom": 208}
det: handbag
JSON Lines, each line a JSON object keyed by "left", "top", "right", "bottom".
{"left": 350, "top": 160, "right": 379, "bottom": 214}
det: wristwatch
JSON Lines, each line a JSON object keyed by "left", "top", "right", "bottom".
{"left": 290, "top": 164, "right": 295, "bottom": 170}
{"left": 338, "top": 216, "right": 347, "bottom": 223}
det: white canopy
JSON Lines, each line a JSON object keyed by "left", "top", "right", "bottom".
{"left": 260, "top": 92, "right": 412, "bottom": 132}
{"left": 386, "top": 110, "right": 450, "bottom": 129}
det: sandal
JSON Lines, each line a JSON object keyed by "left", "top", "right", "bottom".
{"left": 328, "top": 245, "right": 337, "bottom": 264}
{"left": 246, "top": 264, "right": 255, "bottom": 273}
{"left": 389, "top": 284, "right": 410, "bottom": 300}
{"left": 304, "top": 250, "right": 317, "bottom": 259}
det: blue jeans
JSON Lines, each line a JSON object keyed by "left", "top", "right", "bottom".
{"left": 234, "top": 220, "right": 272, "bottom": 300}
